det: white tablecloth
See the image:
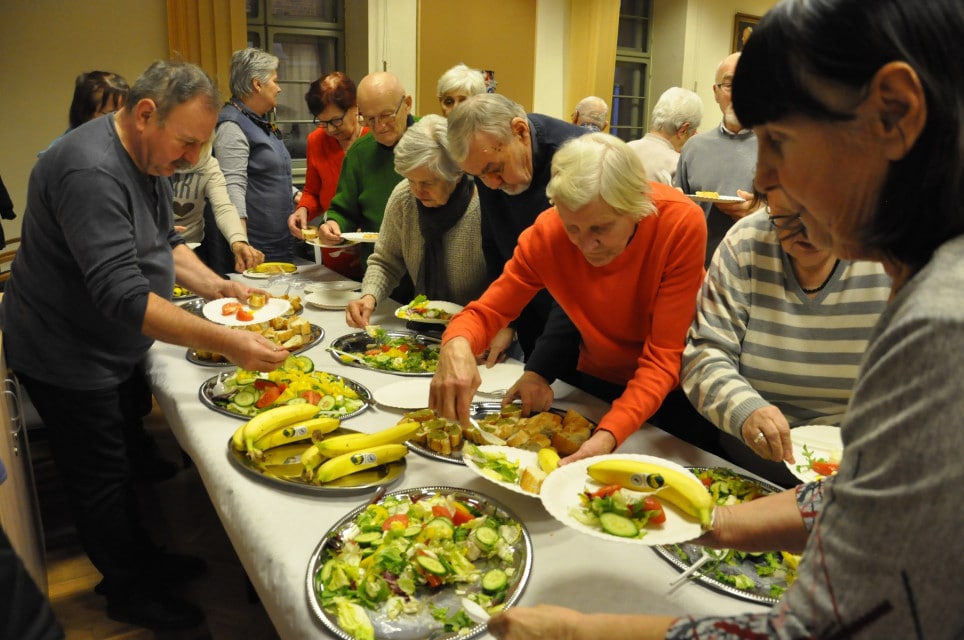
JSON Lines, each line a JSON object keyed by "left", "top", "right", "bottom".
{"left": 146, "top": 264, "right": 768, "bottom": 640}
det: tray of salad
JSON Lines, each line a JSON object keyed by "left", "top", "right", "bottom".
{"left": 652, "top": 467, "right": 801, "bottom": 604}
{"left": 328, "top": 328, "right": 441, "bottom": 376}
{"left": 198, "top": 356, "right": 372, "bottom": 420}
{"left": 306, "top": 486, "right": 533, "bottom": 640}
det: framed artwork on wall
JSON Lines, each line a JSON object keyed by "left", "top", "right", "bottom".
{"left": 733, "top": 13, "right": 761, "bottom": 52}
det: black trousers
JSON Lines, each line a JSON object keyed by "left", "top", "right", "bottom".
{"left": 0, "top": 525, "right": 64, "bottom": 639}
{"left": 17, "top": 371, "right": 160, "bottom": 596}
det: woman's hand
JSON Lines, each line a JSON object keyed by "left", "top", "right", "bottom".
{"left": 231, "top": 241, "right": 264, "bottom": 273}
{"left": 741, "top": 406, "right": 794, "bottom": 463}
{"left": 317, "top": 219, "right": 343, "bottom": 245}
{"left": 345, "top": 295, "right": 376, "bottom": 328}
{"left": 559, "top": 429, "right": 616, "bottom": 465}
{"left": 287, "top": 207, "right": 309, "bottom": 238}
{"left": 488, "top": 605, "right": 584, "bottom": 640}
{"left": 429, "top": 337, "right": 481, "bottom": 427}
{"left": 503, "top": 371, "right": 553, "bottom": 415}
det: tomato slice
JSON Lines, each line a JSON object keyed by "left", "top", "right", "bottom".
{"left": 236, "top": 307, "right": 255, "bottom": 322}
{"left": 255, "top": 386, "right": 282, "bottom": 408}
{"left": 431, "top": 505, "right": 453, "bottom": 520}
{"left": 301, "top": 390, "right": 322, "bottom": 405}
{"left": 451, "top": 501, "right": 475, "bottom": 526}
{"left": 253, "top": 379, "right": 277, "bottom": 390}
{"left": 591, "top": 485, "right": 622, "bottom": 499}
{"left": 812, "top": 461, "right": 839, "bottom": 476}
{"left": 221, "top": 302, "right": 241, "bottom": 316}
{"left": 381, "top": 514, "right": 410, "bottom": 531}
{"left": 643, "top": 496, "right": 666, "bottom": 524}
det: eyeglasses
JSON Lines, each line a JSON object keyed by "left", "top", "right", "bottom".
{"left": 715, "top": 82, "right": 734, "bottom": 92}
{"left": 313, "top": 109, "right": 348, "bottom": 129}
{"left": 767, "top": 205, "right": 808, "bottom": 240}
{"left": 360, "top": 96, "right": 405, "bottom": 128}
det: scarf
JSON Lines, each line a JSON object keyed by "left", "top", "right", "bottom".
{"left": 416, "top": 175, "right": 474, "bottom": 300}
{"left": 230, "top": 100, "right": 282, "bottom": 139}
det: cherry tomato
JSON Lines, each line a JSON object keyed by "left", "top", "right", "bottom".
{"left": 381, "top": 514, "right": 410, "bottom": 531}
{"left": 812, "top": 461, "right": 839, "bottom": 476}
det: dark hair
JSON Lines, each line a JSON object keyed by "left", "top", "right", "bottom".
{"left": 733, "top": 0, "right": 964, "bottom": 270}
{"left": 305, "top": 72, "right": 357, "bottom": 117}
{"left": 128, "top": 60, "right": 219, "bottom": 123}
{"left": 68, "top": 70, "right": 130, "bottom": 129}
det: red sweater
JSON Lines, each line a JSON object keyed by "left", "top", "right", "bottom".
{"left": 444, "top": 182, "right": 706, "bottom": 445}
{"left": 299, "top": 126, "right": 370, "bottom": 222}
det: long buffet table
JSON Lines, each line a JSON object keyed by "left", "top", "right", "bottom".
{"left": 145, "top": 263, "right": 769, "bottom": 640}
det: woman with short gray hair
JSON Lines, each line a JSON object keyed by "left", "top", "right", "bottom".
{"left": 346, "top": 114, "right": 486, "bottom": 328}
{"left": 436, "top": 63, "right": 486, "bottom": 117}
{"left": 210, "top": 47, "right": 297, "bottom": 269}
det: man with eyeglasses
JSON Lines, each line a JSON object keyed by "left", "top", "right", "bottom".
{"left": 674, "top": 52, "right": 757, "bottom": 265}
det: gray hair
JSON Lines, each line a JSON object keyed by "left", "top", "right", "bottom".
{"left": 573, "top": 96, "right": 609, "bottom": 129}
{"left": 128, "top": 60, "right": 219, "bottom": 123}
{"left": 437, "top": 63, "right": 486, "bottom": 98}
{"left": 229, "top": 48, "right": 279, "bottom": 99}
{"left": 650, "top": 87, "right": 703, "bottom": 135}
{"left": 446, "top": 93, "right": 526, "bottom": 163}
{"left": 394, "top": 114, "right": 462, "bottom": 183}
{"left": 546, "top": 132, "right": 654, "bottom": 221}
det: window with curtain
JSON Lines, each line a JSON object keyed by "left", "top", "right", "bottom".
{"left": 611, "top": 0, "right": 652, "bottom": 142}
{"left": 247, "top": 0, "right": 345, "bottom": 169}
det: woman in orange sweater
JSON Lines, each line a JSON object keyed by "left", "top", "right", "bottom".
{"left": 430, "top": 132, "right": 706, "bottom": 462}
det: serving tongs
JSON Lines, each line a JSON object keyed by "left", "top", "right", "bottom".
{"left": 326, "top": 347, "right": 368, "bottom": 365}
{"left": 209, "top": 371, "right": 238, "bottom": 402}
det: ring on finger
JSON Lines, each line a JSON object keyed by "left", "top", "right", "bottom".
{"left": 753, "top": 431, "right": 766, "bottom": 444}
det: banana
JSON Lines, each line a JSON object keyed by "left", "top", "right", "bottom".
{"left": 251, "top": 417, "right": 340, "bottom": 454}
{"left": 537, "top": 448, "right": 560, "bottom": 473}
{"left": 587, "top": 459, "right": 713, "bottom": 528}
{"left": 313, "top": 421, "right": 420, "bottom": 458}
{"left": 313, "top": 443, "right": 409, "bottom": 484}
{"left": 252, "top": 442, "right": 314, "bottom": 467}
{"left": 300, "top": 444, "right": 327, "bottom": 481}
{"left": 254, "top": 262, "right": 296, "bottom": 274}
{"left": 242, "top": 404, "right": 320, "bottom": 453}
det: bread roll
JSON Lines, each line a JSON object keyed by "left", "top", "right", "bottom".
{"left": 551, "top": 429, "right": 589, "bottom": 456}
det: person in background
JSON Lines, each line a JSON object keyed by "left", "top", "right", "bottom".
{"left": 627, "top": 87, "right": 702, "bottom": 185}
{"left": 40, "top": 70, "right": 130, "bottom": 156}
{"left": 674, "top": 52, "right": 757, "bottom": 265}
{"left": 316, "top": 72, "right": 415, "bottom": 293}
{"left": 430, "top": 133, "right": 706, "bottom": 463}
{"left": 446, "top": 93, "right": 587, "bottom": 363}
{"left": 0, "top": 174, "right": 14, "bottom": 251}
{"left": 487, "top": 0, "right": 964, "bottom": 637}
{"left": 680, "top": 189, "right": 891, "bottom": 486}
{"left": 214, "top": 47, "right": 298, "bottom": 264}
{"left": 170, "top": 140, "right": 264, "bottom": 273}
{"left": 286, "top": 72, "right": 368, "bottom": 275}
{"left": 436, "top": 63, "right": 486, "bottom": 117}
{"left": 345, "top": 114, "right": 486, "bottom": 328}
{"left": 570, "top": 95, "right": 609, "bottom": 132}
{"left": 0, "top": 60, "right": 289, "bottom": 631}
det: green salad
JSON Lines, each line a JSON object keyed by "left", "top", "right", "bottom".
{"left": 347, "top": 326, "right": 440, "bottom": 374}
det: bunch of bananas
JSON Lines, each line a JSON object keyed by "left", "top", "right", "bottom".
{"left": 229, "top": 405, "right": 416, "bottom": 485}
{"left": 587, "top": 459, "right": 714, "bottom": 528}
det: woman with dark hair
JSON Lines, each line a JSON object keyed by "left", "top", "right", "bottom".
{"left": 486, "top": 1, "right": 964, "bottom": 638}
{"left": 40, "top": 70, "right": 130, "bottom": 156}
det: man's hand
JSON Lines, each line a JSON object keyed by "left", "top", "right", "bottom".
{"left": 203, "top": 279, "right": 267, "bottom": 304}
{"left": 317, "top": 219, "right": 343, "bottom": 245}
{"left": 559, "top": 429, "right": 616, "bottom": 465}
{"left": 231, "top": 241, "right": 264, "bottom": 273}
{"left": 288, "top": 207, "right": 308, "bottom": 238}
{"left": 429, "top": 337, "right": 481, "bottom": 427}
{"left": 488, "top": 605, "right": 585, "bottom": 640}
{"left": 481, "top": 327, "right": 514, "bottom": 366}
{"left": 345, "top": 295, "right": 376, "bottom": 328}
{"left": 221, "top": 330, "right": 290, "bottom": 372}
{"left": 503, "top": 371, "right": 553, "bottom": 415}
{"left": 715, "top": 189, "right": 757, "bottom": 221}
{"left": 741, "top": 405, "right": 794, "bottom": 463}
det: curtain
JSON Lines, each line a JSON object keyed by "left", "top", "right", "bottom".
{"left": 167, "top": 0, "right": 247, "bottom": 101}
{"left": 566, "top": 0, "right": 620, "bottom": 116}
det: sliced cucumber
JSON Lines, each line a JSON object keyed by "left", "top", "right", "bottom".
{"left": 422, "top": 517, "right": 455, "bottom": 540}
{"left": 318, "top": 395, "right": 336, "bottom": 411}
{"left": 285, "top": 397, "right": 308, "bottom": 405}
{"left": 481, "top": 568, "right": 508, "bottom": 593}
{"left": 472, "top": 526, "right": 500, "bottom": 550}
{"left": 233, "top": 389, "right": 258, "bottom": 407}
{"left": 353, "top": 531, "right": 382, "bottom": 546}
{"left": 598, "top": 512, "right": 639, "bottom": 538}
{"left": 292, "top": 355, "right": 314, "bottom": 372}
{"left": 416, "top": 555, "right": 447, "bottom": 576}
{"left": 235, "top": 370, "right": 258, "bottom": 385}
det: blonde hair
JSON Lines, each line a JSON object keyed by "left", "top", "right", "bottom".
{"left": 546, "top": 133, "right": 654, "bottom": 221}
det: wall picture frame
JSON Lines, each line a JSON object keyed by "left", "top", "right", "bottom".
{"left": 733, "top": 13, "right": 761, "bottom": 52}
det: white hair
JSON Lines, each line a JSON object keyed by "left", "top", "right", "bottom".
{"left": 393, "top": 114, "right": 462, "bottom": 182}
{"left": 436, "top": 63, "right": 486, "bottom": 98}
{"left": 650, "top": 87, "right": 703, "bottom": 135}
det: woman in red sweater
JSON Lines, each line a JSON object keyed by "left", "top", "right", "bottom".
{"left": 430, "top": 133, "right": 706, "bottom": 462}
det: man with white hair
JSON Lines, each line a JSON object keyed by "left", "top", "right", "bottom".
{"left": 571, "top": 95, "right": 609, "bottom": 132}
{"left": 628, "top": 87, "right": 703, "bottom": 184}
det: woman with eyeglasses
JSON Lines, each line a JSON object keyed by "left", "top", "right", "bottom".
{"left": 679, "top": 189, "right": 890, "bottom": 486}
{"left": 212, "top": 47, "right": 297, "bottom": 267}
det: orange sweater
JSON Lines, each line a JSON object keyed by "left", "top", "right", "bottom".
{"left": 443, "top": 182, "right": 706, "bottom": 445}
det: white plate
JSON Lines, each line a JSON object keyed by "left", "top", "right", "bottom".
{"left": 463, "top": 445, "right": 540, "bottom": 497}
{"left": 305, "top": 289, "right": 359, "bottom": 310}
{"left": 186, "top": 241, "right": 201, "bottom": 250}
{"left": 340, "top": 232, "right": 379, "bottom": 243}
{"left": 394, "top": 300, "right": 464, "bottom": 324}
{"left": 202, "top": 297, "right": 291, "bottom": 326}
{"left": 686, "top": 194, "right": 745, "bottom": 204}
{"left": 539, "top": 453, "right": 705, "bottom": 546}
{"left": 371, "top": 379, "right": 431, "bottom": 410}
{"left": 304, "top": 279, "right": 362, "bottom": 293}
{"left": 242, "top": 263, "right": 297, "bottom": 279}
{"left": 785, "top": 424, "right": 843, "bottom": 483}
{"left": 476, "top": 362, "right": 525, "bottom": 396}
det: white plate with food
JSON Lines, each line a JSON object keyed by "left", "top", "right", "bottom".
{"left": 305, "top": 289, "right": 359, "bottom": 310}
{"left": 785, "top": 424, "right": 843, "bottom": 483}
{"left": 394, "top": 297, "right": 464, "bottom": 324}
{"left": 242, "top": 262, "right": 298, "bottom": 278}
{"left": 539, "top": 453, "right": 705, "bottom": 546}
{"left": 340, "top": 231, "right": 379, "bottom": 243}
{"left": 462, "top": 444, "right": 542, "bottom": 497}
{"left": 202, "top": 297, "right": 290, "bottom": 326}
{"left": 685, "top": 193, "right": 746, "bottom": 204}
{"left": 371, "top": 379, "right": 431, "bottom": 410}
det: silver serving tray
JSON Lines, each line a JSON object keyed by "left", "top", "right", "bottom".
{"left": 186, "top": 324, "right": 325, "bottom": 367}
{"left": 651, "top": 468, "right": 788, "bottom": 605}
{"left": 328, "top": 330, "right": 441, "bottom": 377}
{"left": 225, "top": 428, "right": 405, "bottom": 495}
{"left": 198, "top": 369, "right": 372, "bottom": 421}
{"left": 306, "top": 485, "right": 533, "bottom": 640}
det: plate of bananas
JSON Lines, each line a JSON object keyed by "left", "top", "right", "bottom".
{"left": 538, "top": 454, "right": 712, "bottom": 546}
{"left": 227, "top": 404, "right": 411, "bottom": 494}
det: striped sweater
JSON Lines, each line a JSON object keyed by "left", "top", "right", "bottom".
{"left": 680, "top": 211, "right": 891, "bottom": 440}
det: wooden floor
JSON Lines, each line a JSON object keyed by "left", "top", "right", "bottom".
{"left": 34, "top": 403, "right": 282, "bottom": 640}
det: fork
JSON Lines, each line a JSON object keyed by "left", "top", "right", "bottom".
{"left": 474, "top": 388, "right": 507, "bottom": 399}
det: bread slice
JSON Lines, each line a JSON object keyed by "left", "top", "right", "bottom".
{"left": 519, "top": 466, "right": 547, "bottom": 494}
{"left": 551, "top": 429, "right": 589, "bottom": 456}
